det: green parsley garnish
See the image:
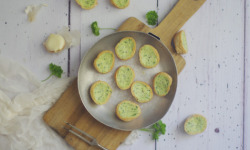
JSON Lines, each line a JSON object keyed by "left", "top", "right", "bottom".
{"left": 42, "top": 63, "right": 63, "bottom": 82}
{"left": 91, "top": 21, "right": 116, "bottom": 36}
{"left": 146, "top": 11, "right": 158, "bottom": 25}
{"left": 140, "top": 120, "right": 166, "bottom": 140}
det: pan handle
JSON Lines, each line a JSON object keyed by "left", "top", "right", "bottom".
{"left": 148, "top": 32, "right": 160, "bottom": 40}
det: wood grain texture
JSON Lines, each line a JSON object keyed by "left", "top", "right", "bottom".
{"left": 157, "top": 0, "right": 245, "bottom": 150}
{"left": 245, "top": 0, "right": 250, "bottom": 149}
{"left": 43, "top": 1, "right": 205, "bottom": 149}
{"left": 153, "top": 0, "right": 206, "bottom": 73}
{"left": 0, "top": 0, "right": 69, "bottom": 79}
{"left": 117, "top": 0, "right": 206, "bottom": 74}
{"left": 117, "top": 16, "right": 188, "bottom": 73}
{"left": 43, "top": 79, "right": 86, "bottom": 137}
{"left": 71, "top": 1, "right": 158, "bottom": 149}
{"left": 65, "top": 111, "right": 130, "bottom": 150}
{"left": 118, "top": 17, "right": 186, "bottom": 73}
{"left": 50, "top": 0, "right": 159, "bottom": 149}
{"left": 0, "top": 0, "right": 247, "bottom": 150}
{"left": 68, "top": 0, "right": 82, "bottom": 77}
{"left": 43, "top": 79, "right": 130, "bottom": 150}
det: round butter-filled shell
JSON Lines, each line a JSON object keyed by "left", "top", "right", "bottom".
{"left": 116, "top": 100, "right": 141, "bottom": 121}
{"left": 184, "top": 114, "right": 207, "bottom": 135}
{"left": 76, "top": 0, "right": 98, "bottom": 10}
{"left": 131, "top": 81, "right": 153, "bottom": 103}
{"left": 115, "top": 65, "right": 135, "bottom": 90}
{"left": 94, "top": 50, "right": 115, "bottom": 74}
{"left": 153, "top": 72, "right": 172, "bottom": 96}
{"left": 115, "top": 37, "right": 136, "bottom": 60}
{"left": 139, "top": 44, "right": 160, "bottom": 68}
{"left": 173, "top": 30, "right": 188, "bottom": 54}
{"left": 110, "top": 0, "right": 130, "bottom": 9}
{"left": 44, "top": 34, "right": 66, "bottom": 53}
{"left": 90, "top": 81, "right": 112, "bottom": 105}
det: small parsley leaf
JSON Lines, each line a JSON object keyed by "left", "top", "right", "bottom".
{"left": 42, "top": 63, "right": 63, "bottom": 82}
{"left": 146, "top": 11, "right": 158, "bottom": 25}
{"left": 140, "top": 120, "right": 166, "bottom": 140}
{"left": 91, "top": 21, "right": 100, "bottom": 36}
{"left": 91, "top": 21, "right": 116, "bottom": 36}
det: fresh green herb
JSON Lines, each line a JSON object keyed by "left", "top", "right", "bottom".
{"left": 140, "top": 120, "right": 166, "bottom": 140}
{"left": 91, "top": 21, "right": 116, "bottom": 36}
{"left": 42, "top": 63, "right": 63, "bottom": 82}
{"left": 146, "top": 11, "right": 158, "bottom": 25}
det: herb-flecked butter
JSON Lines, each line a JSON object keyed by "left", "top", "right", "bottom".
{"left": 116, "top": 65, "right": 134, "bottom": 90}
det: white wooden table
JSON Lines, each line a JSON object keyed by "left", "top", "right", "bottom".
{"left": 0, "top": 0, "right": 249, "bottom": 149}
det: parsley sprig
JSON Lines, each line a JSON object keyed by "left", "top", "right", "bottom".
{"left": 42, "top": 63, "right": 63, "bottom": 82}
{"left": 146, "top": 11, "right": 158, "bottom": 25}
{"left": 91, "top": 21, "right": 116, "bottom": 36}
{"left": 140, "top": 120, "right": 166, "bottom": 140}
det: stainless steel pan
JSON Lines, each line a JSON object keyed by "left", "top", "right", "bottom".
{"left": 78, "top": 31, "right": 177, "bottom": 131}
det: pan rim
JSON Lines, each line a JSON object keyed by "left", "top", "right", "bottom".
{"left": 77, "top": 31, "right": 178, "bottom": 131}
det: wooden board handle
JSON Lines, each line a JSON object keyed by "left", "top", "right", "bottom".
{"left": 150, "top": 0, "right": 206, "bottom": 73}
{"left": 152, "top": 0, "right": 206, "bottom": 40}
{"left": 116, "top": 0, "right": 206, "bottom": 74}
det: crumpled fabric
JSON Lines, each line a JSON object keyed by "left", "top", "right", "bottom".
{"left": 0, "top": 56, "right": 138, "bottom": 150}
{"left": 58, "top": 27, "right": 81, "bottom": 49}
{"left": 0, "top": 56, "right": 73, "bottom": 150}
{"left": 25, "top": 4, "right": 47, "bottom": 22}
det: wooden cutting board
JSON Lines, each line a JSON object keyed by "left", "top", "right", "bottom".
{"left": 43, "top": 0, "right": 206, "bottom": 150}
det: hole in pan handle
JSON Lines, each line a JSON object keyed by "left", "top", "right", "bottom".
{"left": 148, "top": 32, "right": 160, "bottom": 40}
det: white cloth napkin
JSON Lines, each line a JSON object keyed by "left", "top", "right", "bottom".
{"left": 0, "top": 56, "right": 74, "bottom": 150}
{"left": 0, "top": 56, "right": 138, "bottom": 150}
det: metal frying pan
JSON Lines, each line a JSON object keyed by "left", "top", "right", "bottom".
{"left": 78, "top": 31, "right": 177, "bottom": 131}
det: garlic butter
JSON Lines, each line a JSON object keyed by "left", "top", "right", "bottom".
{"left": 44, "top": 34, "right": 65, "bottom": 53}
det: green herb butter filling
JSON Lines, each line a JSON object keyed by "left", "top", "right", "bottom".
{"left": 95, "top": 52, "right": 114, "bottom": 73}
{"left": 116, "top": 66, "right": 134, "bottom": 89}
{"left": 154, "top": 74, "right": 171, "bottom": 96}
{"left": 116, "top": 38, "right": 135, "bottom": 60}
{"left": 77, "top": 0, "right": 96, "bottom": 8}
{"left": 181, "top": 32, "right": 188, "bottom": 50}
{"left": 140, "top": 45, "right": 159, "bottom": 67}
{"left": 118, "top": 101, "right": 140, "bottom": 118}
{"left": 112, "top": 0, "right": 129, "bottom": 8}
{"left": 184, "top": 115, "right": 207, "bottom": 135}
{"left": 93, "top": 82, "right": 112, "bottom": 103}
{"left": 132, "top": 82, "right": 152, "bottom": 103}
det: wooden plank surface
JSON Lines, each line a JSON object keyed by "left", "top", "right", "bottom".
{"left": 0, "top": 0, "right": 248, "bottom": 150}
{"left": 0, "top": 0, "right": 69, "bottom": 79}
{"left": 157, "top": 0, "right": 245, "bottom": 149}
{"left": 44, "top": 1, "right": 205, "bottom": 149}
{"left": 117, "top": 0, "right": 206, "bottom": 74}
{"left": 70, "top": 1, "right": 158, "bottom": 149}
{"left": 68, "top": 0, "right": 82, "bottom": 77}
{"left": 43, "top": 79, "right": 130, "bottom": 150}
{"left": 117, "top": 17, "right": 185, "bottom": 74}
{"left": 245, "top": 0, "right": 250, "bottom": 149}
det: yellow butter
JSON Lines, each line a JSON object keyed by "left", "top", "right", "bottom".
{"left": 44, "top": 34, "right": 65, "bottom": 52}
